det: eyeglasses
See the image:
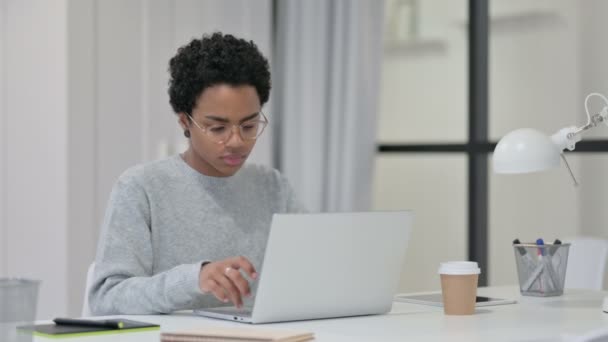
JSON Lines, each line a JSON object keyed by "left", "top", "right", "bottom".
{"left": 187, "top": 112, "right": 269, "bottom": 144}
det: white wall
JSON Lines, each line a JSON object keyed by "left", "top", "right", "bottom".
{"left": 0, "top": 0, "right": 7, "bottom": 278}
{"left": 377, "top": 0, "right": 467, "bottom": 144}
{"left": 66, "top": 0, "right": 96, "bottom": 316}
{"left": 2, "top": 0, "right": 69, "bottom": 318}
{"left": 489, "top": 1, "right": 581, "bottom": 141}
{"left": 373, "top": 155, "right": 467, "bottom": 293}
{"left": 1, "top": 0, "right": 273, "bottom": 318}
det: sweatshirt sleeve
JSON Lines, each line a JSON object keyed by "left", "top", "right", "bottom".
{"left": 88, "top": 174, "right": 215, "bottom": 315}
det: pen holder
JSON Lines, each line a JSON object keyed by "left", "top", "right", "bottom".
{"left": 513, "top": 243, "right": 570, "bottom": 297}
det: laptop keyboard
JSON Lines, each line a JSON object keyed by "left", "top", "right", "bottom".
{"left": 206, "top": 305, "right": 253, "bottom": 317}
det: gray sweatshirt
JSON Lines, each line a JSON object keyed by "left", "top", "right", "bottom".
{"left": 89, "top": 155, "right": 302, "bottom": 315}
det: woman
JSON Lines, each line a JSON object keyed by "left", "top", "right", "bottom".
{"left": 89, "top": 32, "right": 303, "bottom": 315}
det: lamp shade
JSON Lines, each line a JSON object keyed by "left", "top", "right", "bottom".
{"left": 493, "top": 128, "right": 561, "bottom": 174}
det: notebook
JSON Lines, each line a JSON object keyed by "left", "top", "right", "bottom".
{"left": 19, "top": 319, "right": 160, "bottom": 338}
{"left": 160, "top": 327, "right": 314, "bottom": 342}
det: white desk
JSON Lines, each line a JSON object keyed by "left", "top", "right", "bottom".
{"left": 33, "top": 286, "right": 608, "bottom": 342}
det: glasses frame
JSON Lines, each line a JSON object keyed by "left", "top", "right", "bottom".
{"left": 187, "top": 111, "right": 269, "bottom": 144}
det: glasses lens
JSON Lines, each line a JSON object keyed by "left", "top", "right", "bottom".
{"left": 206, "top": 125, "right": 231, "bottom": 142}
{"left": 240, "top": 121, "right": 266, "bottom": 140}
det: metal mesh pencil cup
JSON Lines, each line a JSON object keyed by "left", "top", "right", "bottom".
{"left": 513, "top": 243, "right": 570, "bottom": 297}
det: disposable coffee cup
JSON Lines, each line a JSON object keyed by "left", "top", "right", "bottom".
{"left": 438, "top": 261, "right": 480, "bottom": 315}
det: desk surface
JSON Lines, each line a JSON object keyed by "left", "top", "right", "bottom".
{"left": 34, "top": 286, "right": 608, "bottom": 342}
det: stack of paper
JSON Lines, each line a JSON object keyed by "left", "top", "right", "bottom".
{"left": 161, "top": 327, "right": 314, "bottom": 342}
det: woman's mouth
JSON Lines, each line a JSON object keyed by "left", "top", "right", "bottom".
{"left": 221, "top": 154, "right": 245, "bottom": 166}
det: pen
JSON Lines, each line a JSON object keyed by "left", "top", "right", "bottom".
{"left": 536, "top": 238, "right": 545, "bottom": 257}
{"left": 514, "top": 238, "right": 538, "bottom": 266}
{"left": 522, "top": 262, "right": 545, "bottom": 291}
{"left": 53, "top": 318, "right": 124, "bottom": 329}
{"left": 513, "top": 239, "right": 525, "bottom": 255}
{"left": 549, "top": 239, "right": 562, "bottom": 256}
{"left": 536, "top": 238, "right": 545, "bottom": 293}
{"left": 513, "top": 238, "right": 536, "bottom": 268}
{"left": 544, "top": 239, "right": 562, "bottom": 291}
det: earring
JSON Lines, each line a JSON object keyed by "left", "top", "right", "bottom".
{"left": 184, "top": 130, "right": 191, "bottom": 138}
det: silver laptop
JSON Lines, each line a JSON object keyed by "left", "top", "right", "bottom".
{"left": 194, "top": 211, "right": 412, "bottom": 324}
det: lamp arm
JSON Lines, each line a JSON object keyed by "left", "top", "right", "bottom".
{"left": 551, "top": 106, "right": 608, "bottom": 152}
{"left": 570, "top": 110, "right": 607, "bottom": 135}
{"left": 551, "top": 93, "right": 608, "bottom": 152}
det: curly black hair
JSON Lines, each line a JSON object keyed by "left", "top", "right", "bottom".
{"left": 168, "top": 32, "right": 271, "bottom": 115}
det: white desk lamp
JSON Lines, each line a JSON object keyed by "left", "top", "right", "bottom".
{"left": 494, "top": 93, "right": 608, "bottom": 184}
{"left": 492, "top": 92, "right": 608, "bottom": 312}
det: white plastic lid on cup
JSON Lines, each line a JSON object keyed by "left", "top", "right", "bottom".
{"left": 438, "top": 261, "right": 481, "bottom": 275}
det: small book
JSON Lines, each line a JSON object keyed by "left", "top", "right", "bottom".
{"left": 161, "top": 327, "right": 314, "bottom": 342}
{"left": 20, "top": 319, "right": 160, "bottom": 338}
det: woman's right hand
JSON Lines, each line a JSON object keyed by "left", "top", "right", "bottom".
{"left": 198, "top": 256, "right": 258, "bottom": 308}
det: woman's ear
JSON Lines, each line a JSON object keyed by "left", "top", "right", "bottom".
{"left": 178, "top": 113, "right": 189, "bottom": 130}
